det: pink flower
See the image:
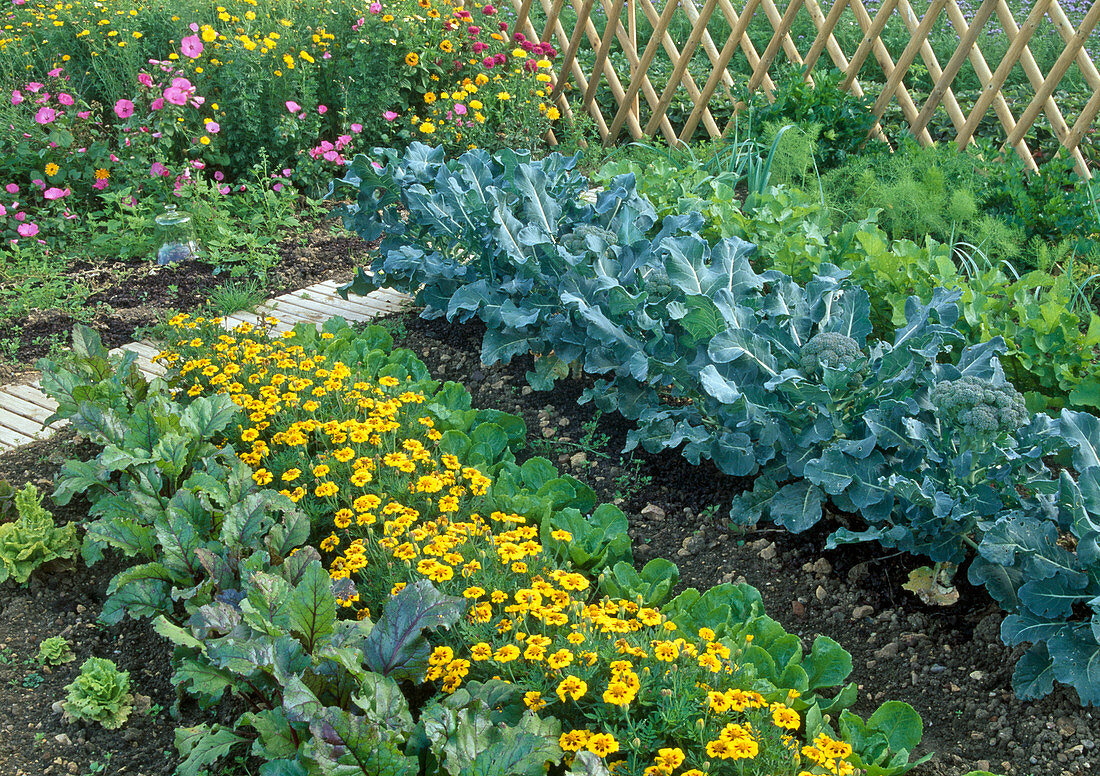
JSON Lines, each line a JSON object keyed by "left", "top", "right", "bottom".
{"left": 282, "top": 168, "right": 292, "bottom": 176}
{"left": 93, "top": 178, "right": 109, "bottom": 190}
{"left": 57, "top": 92, "right": 74, "bottom": 105}
{"left": 43, "top": 187, "right": 70, "bottom": 200}
{"left": 150, "top": 162, "right": 168, "bottom": 177}
{"left": 323, "top": 51, "right": 331, "bottom": 59}
{"left": 350, "top": 123, "right": 363, "bottom": 133}
{"left": 17, "top": 223, "right": 38, "bottom": 238}
{"left": 5, "top": 184, "right": 18, "bottom": 194}
{"left": 189, "top": 22, "right": 199, "bottom": 32}
{"left": 14, "top": 211, "right": 25, "bottom": 221}
{"left": 352, "top": 16, "right": 364, "bottom": 30}
{"left": 468, "top": 25, "right": 480, "bottom": 34}
{"left": 11, "top": 90, "right": 22, "bottom": 105}
{"left": 318, "top": 104, "right": 327, "bottom": 114}
{"left": 25, "top": 82, "right": 43, "bottom": 93}
{"left": 472, "top": 41, "right": 487, "bottom": 53}
{"left": 47, "top": 67, "right": 63, "bottom": 77}
{"left": 138, "top": 72, "right": 153, "bottom": 87}
{"left": 454, "top": 103, "right": 467, "bottom": 115}
{"left": 77, "top": 110, "right": 91, "bottom": 119}
{"left": 285, "top": 100, "right": 301, "bottom": 114}
{"left": 482, "top": 3, "right": 496, "bottom": 14}
{"left": 0, "top": 204, "right": 4, "bottom": 216}
{"left": 181, "top": 35, "right": 203, "bottom": 58}
{"left": 150, "top": 98, "right": 164, "bottom": 111}
{"left": 213, "top": 171, "right": 224, "bottom": 181}
{"left": 32, "top": 179, "right": 44, "bottom": 188}
{"left": 163, "top": 87, "right": 188, "bottom": 106}
{"left": 34, "top": 107, "right": 57, "bottom": 124}
{"left": 219, "top": 185, "right": 230, "bottom": 195}
{"left": 370, "top": 1, "right": 381, "bottom": 12}
{"left": 114, "top": 99, "right": 135, "bottom": 118}
{"left": 273, "top": 182, "right": 284, "bottom": 192}
{"left": 12, "top": 0, "right": 26, "bottom": 6}
{"left": 205, "top": 120, "right": 220, "bottom": 133}
{"left": 483, "top": 56, "right": 495, "bottom": 68}
{"left": 382, "top": 111, "right": 398, "bottom": 122}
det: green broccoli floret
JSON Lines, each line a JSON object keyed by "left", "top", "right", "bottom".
{"left": 799, "top": 332, "right": 865, "bottom": 377}
{"left": 931, "top": 376, "right": 1028, "bottom": 441}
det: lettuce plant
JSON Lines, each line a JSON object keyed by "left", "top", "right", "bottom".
{"left": 37, "top": 636, "right": 75, "bottom": 666}
{"left": 0, "top": 484, "right": 78, "bottom": 585}
{"left": 63, "top": 657, "right": 134, "bottom": 729}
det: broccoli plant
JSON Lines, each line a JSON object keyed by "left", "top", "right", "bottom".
{"left": 799, "top": 332, "right": 866, "bottom": 377}
{"left": 931, "top": 376, "right": 1029, "bottom": 450}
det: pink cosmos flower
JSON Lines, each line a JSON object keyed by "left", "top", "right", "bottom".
{"left": 43, "top": 187, "right": 70, "bottom": 200}
{"left": 114, "top": 99, "right": 135, "bottom": 118}
{"left": 350, "top": 123, "right": 363, "bottom": 133}
{"left": 352, "top": 16, "right": 364, "bottom": 30}
{"left": 150, "top": 98, "right": 165, "bottom": 111}
{"left": 11, "top": 90, "right": 22, "bottom": 105}
{"left": 205, "top": 120, "right": 220, "bottom": 133}
{"left": 282, "top": 168, "right": 292, "bottom": 176}
{"left": 26, "top": 82, "right": 43, "bottom": 93}
{"left": 14, "top": 211, "right": 26, "bottom": 221}
{"left": 382, "top": 111, "right": 398, "bottom": 122}
{"left": 273, "top": 183, "right": 284, "bottom": 192}
{"left": 0, "top": 204, "right": 5, "bottom": 216}
{"left": 150, "top": 162, "right": 168, "bottom": 177}
{"left": 77, "top": 110, "right": 91, "bottom": 119}
{"left": 189, "top": 22, "right": 199, "bottom": 32}
{"left": 17, "top": 223, "right": 38, "bottom": 238}
{"left": 47, "top": 67, "right": 63, "bottom": 77}
{"left": 138, "top": 72, "right": 154, "bottom": 87}
{"left": 370, "top": 1, "right": 381, "bottom": 12}
{"left": 318, "top": 104, "right": 327, "bottom": 114}
{"left": 57, "top": 92, "right": 74, "bottom": 105}
{"left": 285, "top": 100, "right": 301, "bottom": 114}
{"left": 181, "top": 35, "right": 203, "bottom": 58}
{"left": 219, "top": 186, "right": 230, "bottom": 195}
{"left": 214, "top": 171, "right": 224, "bottom": 181}
{"left": 454, "top": 103, "right": 467, "bottom": 115}
{"left": 5, "top": 184, "right": 18, "bottom": 194}
{"left": 34, "top": 107, "right": 56, "bottom": 124}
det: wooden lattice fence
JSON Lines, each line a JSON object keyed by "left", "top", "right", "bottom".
{"left": 508, "top": 0, "right": 1100, "bottom": 176}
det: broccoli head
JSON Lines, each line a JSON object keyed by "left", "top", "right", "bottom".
{"left": 799, "top": 332, "right": 865, "bottom": 377}
{"left": 931, "top": 376, "right": 1028, "bottom": 441}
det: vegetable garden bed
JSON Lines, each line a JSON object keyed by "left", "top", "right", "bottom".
{"left": 0, "top": 304, "right": 1096, "bottom": 776}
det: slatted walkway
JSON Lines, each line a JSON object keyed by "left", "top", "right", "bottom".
{"left": 0, "top": 280, "right": 409, "bottom": 452}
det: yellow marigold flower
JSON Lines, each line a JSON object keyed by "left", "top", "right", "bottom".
{"left": 379, "top": 376, "right": 400, "bottom": 387}
{"left": 550, "top": 529, "right": 572, "bottom": 542}
{"left": 470, "top": 642, "right": 493, "bottom": 660}
{"left": 728, "top": 737, "right": 758, "bottom": 760}
{"left": 391, "top": 582, "right": 406, "bottom": 596}
{"left": 511, "top": 47, "right": 525, "bottom": 58}
{"left": 405, "top": 52, "right": 419, "bottom": 67}
{"left": 319, "top": 533, "right": 340, "bottom": 551}
{"left": 419, "top": 121, "right": 436, "bottom": 134}
{"left": 44, "top": 162, "right": 60, "bottom": 176}
{"left": 653, "top": 641, "right": 679, "bottom": 662}
{"left": 706, "top": 739, "right": 732, "bottom": 759}
{"left": 655, "top": 748, "right": 685, "bottom": 770}
{"left": 252, "top": 469, "right": 274, "bottom": 486}
{"left": 586, "top": 733, "right": 618, "bottom": 757}
{"left": 546, "top": 649, "right": 574, "bottom": 670}
{"left": 559, "top": 729, "right": 589, "bottom": 752}
{"left": 315, "top": 482, "right": 339, "bottom": 498}
{"left": 428, "top": 646, "right": 453, "bottom": 666}
{"left": 771, "top": 703, "right": 800, "bottom": 730}
{"left": 334, "top": 509, "right": 353, "bottom": 529}
{"left": 523, "top": 691, "right": 545, "bottom": 711}
{"left": 493, "top": 644, "right": 520, "bottom": 663}
{"left": 555, "top": 675, "right": 587, "bottom": 702}
{"left": 497, "top": 91, "right": 511, "bottom": 100}
{"left": 440, "top": 40, "right": 453, "bottom": 52}
{"left": 463, "top": 586, "right": 485, "bottom": 599}
{"left": 602, "top": 681, "right": 633, "bottom": 706}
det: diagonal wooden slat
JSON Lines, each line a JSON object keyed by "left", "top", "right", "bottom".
{"left": 680, "top": 0, "right": 763, "bottom": 142}
{"left": 641, "top": 0, "right": 721, "bottom": 137}
{"left": 1003, "top": 0, "right": 1100, "bottom": 159}
{"left": 841, "top": 0, "right": 899, "bottom": 94}
{"left": 549, "top": 0, "right": 595, "bottom": 103}
{"left": 957, "top": 0, "right": 1052, "bottom": 149}
{"left": 993, "top": 0, "right": 1088, "bottom": 175}
{"left": 868, "top": 0, "right": 946, "bottom": 144}
{"left": 895, "top": 0, "right": 966, "bottom": 138}
{"left": 750, "top": 0, "right": 807, "bottom": 94}
{"left": 607, "top": 0, "right": 681, "bottom": 143}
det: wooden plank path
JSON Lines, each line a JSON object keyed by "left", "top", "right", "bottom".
{"left": 0, "top": 281, "right": 410, "bottom": 451}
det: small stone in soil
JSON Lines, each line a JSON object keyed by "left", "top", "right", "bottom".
{"left": 851, "top": 605, "right": 874, "bottom": 620}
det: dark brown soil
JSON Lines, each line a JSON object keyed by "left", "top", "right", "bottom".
{"left": 0, "top": 218, "right": 370, "bottom": 382}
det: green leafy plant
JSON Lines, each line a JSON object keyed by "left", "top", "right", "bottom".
{"left": 0, "top": 484, "right": 78, "bottom": 585}
{"left": 36, "top": 636, "right": 76, "bottom": 666}
{"left": 63, "top": 657, "right": 134, "bottom": 729}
